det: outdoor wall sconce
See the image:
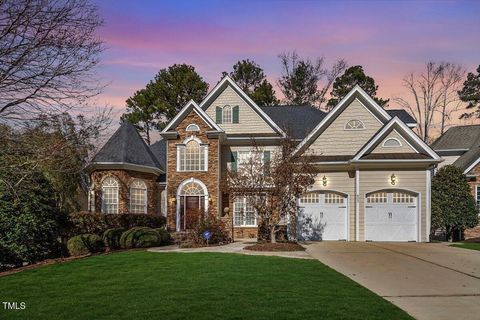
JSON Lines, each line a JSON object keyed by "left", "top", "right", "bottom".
{"left": 322, "top": 175, "right": 327, "bottom": 187}
{"left": 169, "top": 197, "right": 176, "bottom": 205}
{"left": 208, "top": 196, "right": 212, "bottom": 204}
{"left": 223, "top": 207, "right": 230, "bottom": 217}
{"left": 390, "top": 173, "right": 396, "bottom": 186}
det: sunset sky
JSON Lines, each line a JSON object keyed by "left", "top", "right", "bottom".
{"left": 94, "top": 0, "right": 480, "bottom": 129}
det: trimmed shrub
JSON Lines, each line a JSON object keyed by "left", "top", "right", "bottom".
{"left": 154, "top": 228, "right": 172, "bottom": 245}
{"left": 119, "top": 227, "right": 161, "bottom": 249}
{"left": 185, "top": 214, "right": 230, "bottom": 247}
{"left": 70, "top": 212, "right": 166, "bottom": 236}
{"left": 67, "top": 234, "right": 105, "bottom": 256}
{"left": 103, "top": 228, "right": 124, "bottom": 250}
{"left": 432, "top": 165, "right": 479, "bottom": 240}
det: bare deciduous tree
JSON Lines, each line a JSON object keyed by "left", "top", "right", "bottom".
{"left": 222, "top": 138, "right": 318, "bottom": 243}
{"left": 0, "top": 0, "right": 104, "bottom": 122}
{"left": 277, "top": 51, "right": 347, "bottom": 110}
{"left": 394, "top": 62, "right": 466, "bottom": 142}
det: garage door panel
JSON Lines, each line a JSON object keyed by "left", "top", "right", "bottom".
{"left": 365, "top": 191, "right": 418, "bottom": 242}
{"left": 298, "top": 192, "right": 347, "bottom": 241}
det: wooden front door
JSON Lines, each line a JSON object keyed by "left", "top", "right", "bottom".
{"left": 179, "top": 196, "right": 205, "bottom": 230}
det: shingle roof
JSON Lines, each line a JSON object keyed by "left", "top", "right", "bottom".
{"left": 149, "top": 138, "right": 167, "bottom": 170}
{"left": 453, "top": 147, "right": 480, "bottom": 172}
{"left": 431, "top": 125, "right": 480, "bottom": 172}
{"left": 260, "top": 105, "right": 416, "bottom": 140}
{"left": 431, "top": 125, "right": 480, "bottom": 150}
{"left": 92, "top": 121, "right": 163, "bottom": 171}
{"left": 386, "top": 110, "right": 416, "bottom": 124}
{"left": 361, "top": 153, "right": 431, "bottom": 160}
{"left": 260, "top": 105, "right": 326, "bottom": 139}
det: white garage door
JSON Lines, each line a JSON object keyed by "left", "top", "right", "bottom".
{"left": 365, "top": 191, "right": 418, "bottom": 242}
{"left": 297, "top": 192, "right": 348, "bottom": 241}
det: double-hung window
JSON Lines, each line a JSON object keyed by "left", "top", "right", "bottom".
{"left": 130, "top": 179, "right": 147, "bottom": 214}
{"left": 233, "top": 197, "right": 256, "bottom": 226}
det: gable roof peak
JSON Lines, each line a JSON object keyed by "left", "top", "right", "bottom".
{"left": 353, "top": 116, "right": 441, "bottom": 161}
{"left": 161, "top": 99, "right": 222, "bottom": 133}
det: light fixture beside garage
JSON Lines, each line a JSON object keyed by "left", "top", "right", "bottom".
{"left": 390, "top": 174, "right": 396, "bottom": 186}
{"left": 322, "top": 175, "right": 327, "bottom": 187}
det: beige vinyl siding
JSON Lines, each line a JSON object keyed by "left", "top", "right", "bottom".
{"left": 437, "top": 155, "right": 460, "bottom": 169}
{"left": 307, "top": 99, "right": 383, "bottom": 155}
{"left": 370, "top": 130, "right": 418, "bottom": 154}
{"left": 205, "top": 85, "right": 275, "bottom": 134}
{"left": 311, "top": 172, "right": 355, "bottom": 241}
{"left": 358, "top": 170, "right": 427, "bottom": 242}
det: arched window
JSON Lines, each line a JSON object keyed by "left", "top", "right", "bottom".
{"left": 178, "top": 138, "right": 207, "bottom": 171}
{"left": 180, "top": 181, "right": 205, "bottom": 195}
{"left": 344, "top": 120, "right": 365, "bottom": 130}
{"left": 222, "top": 105, "right": 232, "bottom": 124}
{"left": 130, "top": 179, "right": 147, "bottom": 214}
{"left": 186, "top": 123, "right": 200, "bottom": 132}
{"left": 383, "top": 138, "right": 402, "bottom": 147}
{"left": 101, "top": 177, "right": 119, "bottom": 214}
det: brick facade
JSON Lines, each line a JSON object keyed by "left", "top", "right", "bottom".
{"left": 466, "top": 164, "right": 480, "bottom": 240}
{"left": 90, "top": 169, "right": 158, "bottom": 214}
{"left": 166, "top": 111, "right": 221, "bottom": 231}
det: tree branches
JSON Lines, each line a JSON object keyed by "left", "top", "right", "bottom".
{"left": 394, "top": 62, "right": 465, "bottom": 142}
{"left": 0, "top": 0, "right": 105, "bottom": 122}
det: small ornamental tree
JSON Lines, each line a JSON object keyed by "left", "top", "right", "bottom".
{"left": 431, "top": 165, "right": 478, "bottom": 240}
{"left": 222, "top": 137, "right": 317, "bottom": 243}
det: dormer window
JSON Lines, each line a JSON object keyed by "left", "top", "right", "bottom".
{"left": 215, "top": 105, "right": 239, "bottom": 124}
{"left": 383, "top": 138, "right": 402, "bottom": 148}
{"left": 344, "top": 120, "right": 365, "bottom": 130}
{"left": 186, "top": 124, "right": 200, "bottom": 132}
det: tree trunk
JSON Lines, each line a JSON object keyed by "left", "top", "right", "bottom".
{"left": 270, "top": 227, "right": 277, "bottom": 244}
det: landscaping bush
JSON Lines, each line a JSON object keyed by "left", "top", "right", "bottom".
{"left": 67, "top": 234, "right": 105, "bottom": 256}
{"left": 103, "top": 228, "right": 124, "bottom": 250}
{"left": 154, "top": 228, "right": 172, "bottom": 245}
{"left": 185, "top": 214, "right": 230, "bottom": 247}
{"left": 0, "top": 172, "right": 66, "bottom": 270}
{"left": 70, "top": 212, "right": 166, "bottom": 236}
{"left": 432, "top": 165, "right": 479, "bottom": 241}
{"left": 119, "top": 227, "right": 161, "bottom": 249}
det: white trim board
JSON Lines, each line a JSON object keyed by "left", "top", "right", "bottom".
{"left": 353, "top": 117, "right": 442, "bottom": 161}
{"left": 162, "top": 100, "right": 223, "bottom": 133}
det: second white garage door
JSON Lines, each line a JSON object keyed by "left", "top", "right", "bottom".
{"left": 297, "top": 192, "right": 348, "bottom": 241}
{"left": 365, "top": 191, "right": 418, "bottom": 242}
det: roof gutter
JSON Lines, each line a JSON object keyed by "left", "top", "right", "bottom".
{"left": 86, "top": 162, "right": 164, "bottom": 175}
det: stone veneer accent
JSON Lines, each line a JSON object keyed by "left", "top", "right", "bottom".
{"left": 166, "top": 111, "right": 220, "bottom": 231}
{"left": 90, "top": 169, "right": 158, "bottom": 214}
{"left": 466, "top": 164, "right": 480, "bottom": 240}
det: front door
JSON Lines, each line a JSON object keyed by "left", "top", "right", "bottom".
{"left": 179, "top": 196, "right": 205, "bottom": 230}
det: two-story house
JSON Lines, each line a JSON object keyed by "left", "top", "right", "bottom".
{"left": 86, "top": 76, "right": 442, "bottom": 242}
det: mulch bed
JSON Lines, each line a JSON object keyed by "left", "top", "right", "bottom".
{"left": 244, "top": 242, "right": 305, "bottom": 252}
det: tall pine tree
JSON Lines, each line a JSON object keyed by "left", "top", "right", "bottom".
{"left": 327, "top": 65, "right": 388, "bottom": 109}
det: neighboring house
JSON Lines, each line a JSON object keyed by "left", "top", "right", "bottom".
{"left": 86, "top": 76, "right": 442, "bottom": 242}
{"left": 431, "top": 125, "right": 480, "bottom": 205}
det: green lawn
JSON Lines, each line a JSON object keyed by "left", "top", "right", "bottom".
{"left": 0, "top": 251, "right": 412, "bottom": 320}
{"left": 450, "top": 242, "right": 480, "bottom": 251}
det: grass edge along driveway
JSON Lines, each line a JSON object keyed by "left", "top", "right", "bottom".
{"left": 450, "top": 242, "right": 480, "bottom": 251}
{"left": 0, "top": 251, "right": 413, "bottom": 320}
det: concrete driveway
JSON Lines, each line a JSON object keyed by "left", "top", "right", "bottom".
{"left": 305, "top": 242, "right": 480, "bottom": 320}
